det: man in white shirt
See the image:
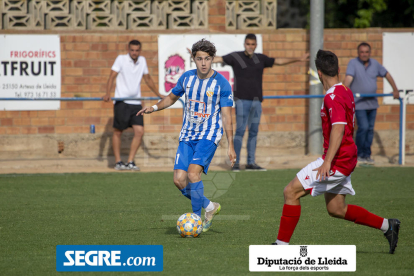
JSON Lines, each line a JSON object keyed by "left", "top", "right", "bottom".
{"left": 103, "top": 40, "right": 162, "bottom": 170}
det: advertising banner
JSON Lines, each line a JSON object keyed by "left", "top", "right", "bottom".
{"left": 158, "top": 34, "right": 263, "bottom": 108}
{"left": 383, "top": 32, "right": 414, "bottom": 104}
{"left": 0, "top": 35, "right": 61, "bottom": 110}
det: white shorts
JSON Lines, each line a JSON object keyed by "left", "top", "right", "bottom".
{"left": 296, "top": 158, "right": 356, "bottom": 197}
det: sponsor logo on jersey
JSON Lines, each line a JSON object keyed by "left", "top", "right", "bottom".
{"left": 330, "top": 94, "right": 336, "bottom": 101}
{"left": 305, "top": 175, "right": 310, "bottom": 180}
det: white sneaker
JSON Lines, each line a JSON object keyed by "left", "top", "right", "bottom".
{"left": 114, "top": 161, "right": 126, "bottom": 170}
{"left": 126, "top": 161, "right": 140, "bottom": 171}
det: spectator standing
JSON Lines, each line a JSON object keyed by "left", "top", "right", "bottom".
{"left": 343, "top": 42, "right": 399, "bottom": 165}
{"left": 210, "top": 34, "right": 308, "bottom": 171}
{"left": 103, "top": 40, "right": 162, "bottom": 170}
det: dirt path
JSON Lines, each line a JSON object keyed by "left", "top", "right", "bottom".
{"left": 0, "top": 152, "right": 411, "bottom": 174}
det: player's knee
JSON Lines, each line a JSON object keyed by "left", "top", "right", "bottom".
{"left": 173, "top": 176, "right": 186, "bottom": 189}
{"left": 283, "top": 184, "right": 296, "bottom": 200}
{"left": 187, "top": 172, "right": 200, "bottom": 183}
{"left": 327, "top": 207, "right": 346, "bottom": 219}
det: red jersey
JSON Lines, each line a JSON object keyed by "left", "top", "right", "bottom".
{"left": 321, "top": 83, "right": 357, "bottom": 176}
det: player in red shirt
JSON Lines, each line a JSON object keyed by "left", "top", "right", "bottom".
{"left": 272, "top": 50, "right": 400, "bottom": 254}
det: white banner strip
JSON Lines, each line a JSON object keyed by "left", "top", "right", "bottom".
{"left": 249, "top": 245, "right": 356, "bottom": 272}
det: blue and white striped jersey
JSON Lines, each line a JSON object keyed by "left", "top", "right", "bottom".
{"left": 171, "top": 69, "right": 233, "bottom": 144}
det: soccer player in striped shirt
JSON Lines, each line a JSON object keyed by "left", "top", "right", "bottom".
{"left": 138, "top": 39, "right": 236, "bottom": 232}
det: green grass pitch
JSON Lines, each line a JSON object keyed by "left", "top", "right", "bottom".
{"left": 0, "top": 167, "right": 413, "bottom": 275}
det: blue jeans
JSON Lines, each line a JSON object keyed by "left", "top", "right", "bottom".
{"left": 234, "top": 99, "right": 262, "bottom": 165}
{"left": 355, "top": 109, "right": 377, "bottom": 158}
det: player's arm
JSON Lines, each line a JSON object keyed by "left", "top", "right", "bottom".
{"left": 212, "top": 56, "right": 223, "bottom": 63}
{"left": 221, "top": 106, "right": 236, "bottom": 167}
{"left": 143, "top": 74, "right": 163, "bottom": 98}
{"left": 314, "top": 124, "right": 345, "bottom": 181}
{"left": 384, "top": 72, "right": 399, "bottom": 99}
{"left": 343, "top": 75, "right": 353, "bottom": 87}
{"left": 273, "top": 53, "right": 309, "bottom": 66}
{"left": 136, "top": 92, "right": 180, "bottom": 115}
{"left": 103, "top": 70, "right": 118, "bottom": 102}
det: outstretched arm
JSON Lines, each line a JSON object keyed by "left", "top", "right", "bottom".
{"left": 221, "top": 106, "right": 236, "bottom": 167}
{"left": 274, "top": 53, "right": 309, "bottom": 66}
{"left": 137, "top": 93, "right": 181, "bottom": 115}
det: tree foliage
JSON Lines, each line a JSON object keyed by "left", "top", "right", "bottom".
{"left": 296, "top": 0, "right": 414, "bottom": 28}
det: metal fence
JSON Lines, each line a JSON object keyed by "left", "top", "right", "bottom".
{"left": 0, "top": 93, "right": 409, "bottom": 165}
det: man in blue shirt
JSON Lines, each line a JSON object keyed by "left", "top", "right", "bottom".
{"left": 138, "top": 39, "right": 236, "bottom": 233}
{"left": 343, "top": 42, "right": 399, "bottom": 165}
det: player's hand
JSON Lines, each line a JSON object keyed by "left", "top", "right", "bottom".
{"left": 393, "top": 89, "right": 400, "bottom": 100}
{"left": 102, "top": 94, "right": 111, "bottom": 102}
{"left": 312, "top": 161, "right": 331, "bottom": 181}
{"left": 301, "top": 53, "right": 310, "bottom": 62}
{"left": 227, "top": 147, "right": 237, "bottom": 167}
{"left": 136, "top": 106, "right": 154, "bottom": 116}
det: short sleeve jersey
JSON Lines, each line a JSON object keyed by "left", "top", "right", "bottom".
{"left": 321, "top": 83, "right": 357, "bottom": 176}
{"left": 345, "top": 58, "right": 388, "bottom": 110}
{"left": 222, "top": 52, "right": 274, "bottom": 102}
{"left": 171, "top": 70, "right": 233, "bottom": 145}
{"left": 111, "top": 54, "right": 149, "bottom": 105}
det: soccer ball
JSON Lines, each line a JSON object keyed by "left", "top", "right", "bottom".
{"left": 176, "top": 213, "right": 203, "bottom": 238}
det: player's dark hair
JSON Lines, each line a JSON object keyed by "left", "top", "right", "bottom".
{"left": 191, "top": 39, "right": 216, "bottom": 57}
{"left": 315, "top": 50, "right": 338, "bottom": 77}
{"left": 245, "top": 33, "right": 257, "bottom": 41}
{"left": 357, "top": 42, "right": 371, "bottom": 51}
{"left": 129, "top": 40, "right": 141, "bottom": 48}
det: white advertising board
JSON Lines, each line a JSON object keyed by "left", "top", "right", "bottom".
{"left": 383, "top": 32, "right": 414, "bottom": 104}
{"left": 0, "top": 35, "right": 61, "bottom": 110}
{"left": 158, "top": 34, "right": 263, "bottom": 108}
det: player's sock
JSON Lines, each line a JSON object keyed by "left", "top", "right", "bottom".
{"left": 189, "top": 181, "right": 204, "bottom": 217}
{"left": 181, "top": 186, "right": 210, "bottom": 208}
{"left": 381, "top": 218, "right": 389, "bottom": 233}
{"left": 344, "top": 204, "right": 383, "bottom": 229}
{"left": 180, "top": 188, "right": 191, "bottom": 200}
{"left": 276, "top": 204, "right": 301, "bottom": 243}
{"left": 205, "top": 201, "right": 214, "bottom": 212}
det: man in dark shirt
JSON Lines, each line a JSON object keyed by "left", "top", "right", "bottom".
{"left": 213, "top": 34, "right": 308, "bottom": 171}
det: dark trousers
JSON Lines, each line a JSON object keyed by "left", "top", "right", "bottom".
{"left": 355, "top": 109, "right": 377, "bottom": 158}
{"left": 234, "top": 99, "right": 262, "bottom": 165}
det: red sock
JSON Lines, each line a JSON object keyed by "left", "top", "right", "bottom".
{"left": 277, "top": 204, "right": 301, "bottom": 243}
{"left": 344, "top": 204, "right": 383, "bottom": 229}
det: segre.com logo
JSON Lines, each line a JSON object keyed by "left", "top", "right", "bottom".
{"left": 56, "top": 245, "right": 163, "bottom": 272}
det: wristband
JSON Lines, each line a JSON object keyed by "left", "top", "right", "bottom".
{"left": 151, "top": 105, "right": 158, "bottom": 111}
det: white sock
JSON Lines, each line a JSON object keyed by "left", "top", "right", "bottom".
{"left": 205, "top": 201, "right": 215, "bottom": 212}
{"left": 381, "top": 218, "right": 389, "bottom": 233}
{"left": 275, "top": 240, "right": 289, "bottom": 245}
